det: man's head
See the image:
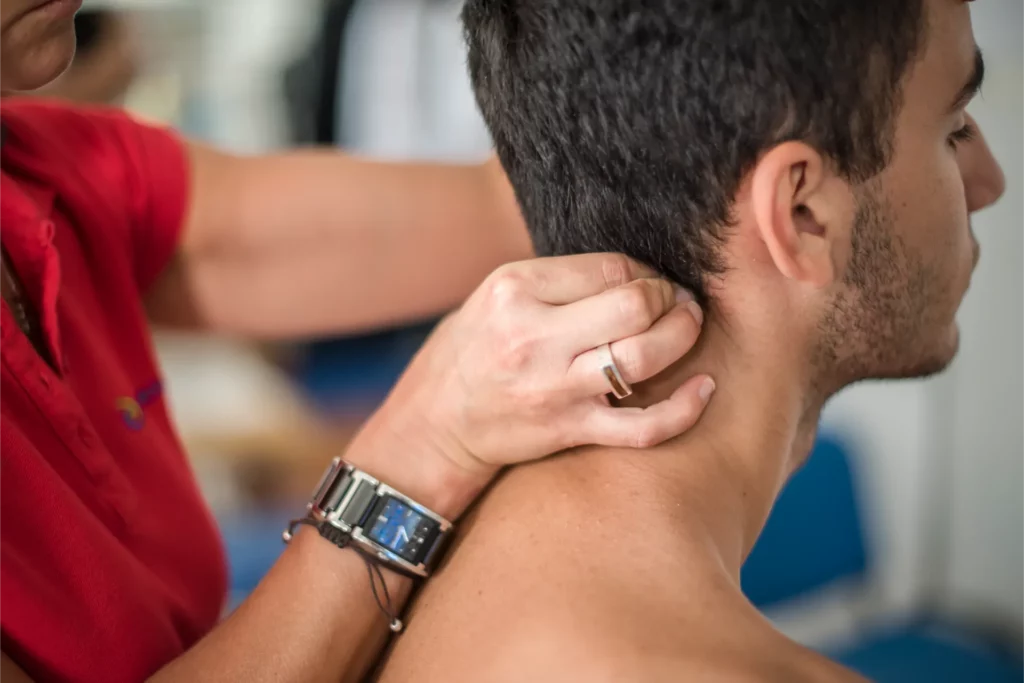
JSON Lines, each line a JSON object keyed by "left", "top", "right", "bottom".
{"left": 1, "top": 0, "right": 81, "bottom": 93}
{"left": 465, "top": 0, "right": 1005, "bottom": 392}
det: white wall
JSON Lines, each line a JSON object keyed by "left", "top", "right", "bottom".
{"left": 197, "top": 0, "right": 324, "bottom": 151}
{"left": 338, "top": 0, "right": 493, "bottom": 161}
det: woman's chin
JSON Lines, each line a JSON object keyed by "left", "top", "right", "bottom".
{"left": 1, "top": 30, "right": 75, "bottom": 94}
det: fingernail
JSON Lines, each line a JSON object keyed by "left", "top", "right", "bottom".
{"left": 699, "top": 377, "right": 716, "bottom": 403}
{"left": 674, "top": 285, "right": 695, "bottom": 304}
{"left": 687, "top": 301, "right": 704, "bottom": 326}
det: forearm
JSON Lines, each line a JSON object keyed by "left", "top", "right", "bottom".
{"left": 149, "top": 412, "right": 489, "bottom": 683}
{"left": 147, "top": 146, "right": 529, "bottom": 337}
{"left": 148, "top": 526, "right": 407, "bottom": 683}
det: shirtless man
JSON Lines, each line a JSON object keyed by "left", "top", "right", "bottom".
{"left": 376, "top": 0, "right": 1006, "bottom": 680}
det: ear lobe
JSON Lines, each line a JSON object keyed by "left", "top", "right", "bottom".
{"left": 751, "top": 142, "right": 837, "bottom": 288}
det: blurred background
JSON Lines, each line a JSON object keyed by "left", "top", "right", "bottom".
{"left": 57, "top": 1, "right": 1024, "bottom": 680}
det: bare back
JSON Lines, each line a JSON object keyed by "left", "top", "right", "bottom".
{"left": 374, "top": 449, "right": 865, "bottom": 683}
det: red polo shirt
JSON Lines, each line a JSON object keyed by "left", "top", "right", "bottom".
{"left": 0, "top": 100, "right": 227, "bottom": 682}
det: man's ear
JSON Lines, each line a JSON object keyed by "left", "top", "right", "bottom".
{"left": 750, "top": 141, "right": 848, "bottom": 288}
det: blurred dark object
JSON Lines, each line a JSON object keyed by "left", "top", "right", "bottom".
{"left": 282, "top": 0, "right": 357, "bottom": 145}
{"left": 743, "top": 434, "right": 1023, "bottom": 682}
{"left": 75, "top": 10, "right": 106, "bottom": 54}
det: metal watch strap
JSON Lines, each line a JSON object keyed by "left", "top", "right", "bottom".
{"left": 284, "top": 457, "right": 454, "bottom": 578}
{"left": 284, "top": 516, "right": 351, "bottom": 548}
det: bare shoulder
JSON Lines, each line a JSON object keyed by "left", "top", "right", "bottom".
{"left": 685, "top": 637, "right": 869, "bottom": 683}
{"left": 376, "top": 605, "right": 621, "bottom": 683}
{"left": 373, "top": 454, "right": 867, "bottom": 683}
{"left": 633, "top": 638, "right": 868, "bottom": 683}
{"left": 379, "top": 609, "right": 755, "bottom": 683}
{"left": 378, "top": 615, "right": 865, "bottom": 683}
{"left": 375, "top": 458, "right": 633, "bottom": 682}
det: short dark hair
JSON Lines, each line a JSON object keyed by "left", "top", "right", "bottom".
{"left": 463, "top": 0, "right": 925, "bottom": 301}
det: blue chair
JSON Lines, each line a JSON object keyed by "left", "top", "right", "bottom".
{"left": 742, "top": 434, "right": 1023, "bottom": 682}
{"left": 219, "top": 507, "right": 293, "bottom": 612}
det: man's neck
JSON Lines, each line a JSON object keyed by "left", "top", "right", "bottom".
{"left": 588, "top": 311, "right": 825, "bottom": 579}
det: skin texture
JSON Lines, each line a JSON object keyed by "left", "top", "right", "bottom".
{"left": 0, "top": 0, "right": 79, "bottom": 93}
{"left": 376, "top": 1, "right": 1006, "bottom": 681}
{"left": 148, "top": 147, "right": 537, "bottom": 338}
{"left": 1, "top": 3, "right": 717, "bottom": 682}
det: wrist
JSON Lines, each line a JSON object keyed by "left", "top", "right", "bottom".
{"left": 341, "top": 405, "right": 496, "bottom": 521}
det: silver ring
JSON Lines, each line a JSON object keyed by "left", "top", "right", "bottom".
{"left": 595, "top": 343, "right": 633, "bottom": 399}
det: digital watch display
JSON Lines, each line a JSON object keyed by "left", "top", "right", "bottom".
{"left": 363, "top": 495, "right": 443, "bottom": 565}
{"left": 288, "top": 458, "right": 453, "bottom": 578}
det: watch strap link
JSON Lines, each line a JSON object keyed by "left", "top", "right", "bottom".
{"left": 309, "top": 459, "right": 380, "bottom": 529}
{"left": 282, "top": 457, "right": 455, "bottom": 632}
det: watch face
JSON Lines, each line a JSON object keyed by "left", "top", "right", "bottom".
{"left": 365, "top": 496, "right": 440, "bottom": 565}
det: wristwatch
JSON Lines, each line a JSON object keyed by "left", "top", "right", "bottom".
{"left": 283, "top": 457, "right": 453, "bottom": 578}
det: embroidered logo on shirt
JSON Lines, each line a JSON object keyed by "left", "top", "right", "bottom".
{"left": 116, "top": 380, "right": 162, "bottom": 431}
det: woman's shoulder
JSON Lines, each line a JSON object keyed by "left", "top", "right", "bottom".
{"left": 2, "top": 97, "right": 125, "bottom": 154}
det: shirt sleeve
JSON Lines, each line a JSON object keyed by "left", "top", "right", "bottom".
{"left": 3, "top": 100, "right": 191, "bottom": 294}
{"left": 108, "top": 110, "right": 191, "bottom": 294}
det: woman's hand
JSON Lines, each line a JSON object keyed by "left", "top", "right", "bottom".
{"left": 347, "top": 253, "right": 712, "bottom": 518}
{"left": 137, "top": 253, "right": 713, "bottom": 683}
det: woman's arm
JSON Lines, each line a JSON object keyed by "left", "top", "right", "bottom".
{"left": 148, "top": 254, "right": 712, "bottom": 683}
{"left": 4, "top": 254, "right": 711, "bottom": 683}
{"left": 148, "top": 419, "right": 484, "bottom": 683}
{"left": 0, "top": 418, "right": 482, "bottom": 683}
{"left": 145, "top": 144, "right": 531, "bottom": 337}
{"left": 2, "top": 258, "right": 712, "bottom": 683}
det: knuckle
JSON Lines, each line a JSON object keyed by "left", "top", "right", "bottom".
{"left": 601, "top": 254, "right": 633, "bottom": 290}
{"left": 486, "top": 266, "right": 529, "bottom": 307}
{"left": 510, "top": 384, "right": 548, "bottom": 416}
{"left": 675, "top": 409, "right": 697, "bottom": 434}
{"left": 642, "top": 276, "right": 671, "bottom": 306}
{"left": 617, "top": 284, "right": 658, "bottom": 329}
{"left": 551, "top": 417, "right": 582, "bottom": 450}
{"left": 671, "top": 309, "right": 702, "bottom": 350}
{"left": 673, "top": 397, "right": 702, "bottom": 431}
{"left": 634, "top": 423, "right": 665, "bottom": 449}
{"left": 527, "top": 267, "right": 550, "bottom": 298}
{"left": 682, "top": 395, "right": 706, "bottom": 428}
